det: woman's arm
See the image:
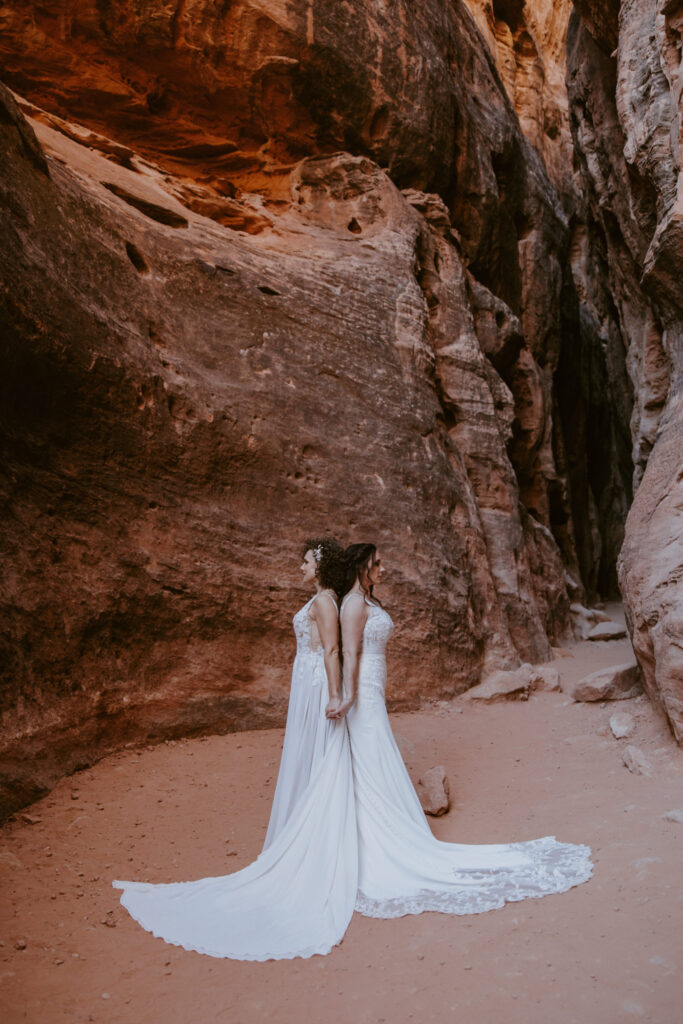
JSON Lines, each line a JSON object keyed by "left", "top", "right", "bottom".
{"left": 310, "top": 592, "right": 342, "bottom": 717}
{"left": 330, "top": 594, "right": 367, "bottom": 719}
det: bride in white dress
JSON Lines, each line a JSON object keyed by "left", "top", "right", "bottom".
{"left": 114, "top": 538, "right": 358, "bottom": 960}
{"left": 112, "top": 540, "right": 592, "bottom": 960}
{"left": 263, "top": 539, "right": 347, "bottom": 848}
{"left": 331, "top": 543, "right": 593, "bottom": 918}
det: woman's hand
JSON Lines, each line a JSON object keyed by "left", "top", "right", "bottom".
{"left": 325, "top": 696, "right": 342, "bottom": 719}
{"left": 327, "top": 696, "right": 355, "bottom": 720}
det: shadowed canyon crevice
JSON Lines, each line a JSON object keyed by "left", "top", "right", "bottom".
{"left": 0, "top": 0, "right": 681, "bottom": 819}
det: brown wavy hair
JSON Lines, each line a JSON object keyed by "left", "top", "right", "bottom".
{"left": 302, "top": 538, "right": 347, "bottom": 599}
{"left": 341, "top": 542, "right": 383, "bottom": 605}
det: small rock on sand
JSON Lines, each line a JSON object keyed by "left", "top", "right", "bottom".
{"left": 530, "top": 666, "right": 561, "bottom": 692}
{"left": 467, "top": 666, "right": 531, "bottom": 703}
{"left": 661, "top": 809, "right": 683, "bottom": 824}
{"left": 610, "top": 712, "right": 635, "bottom": 739}
{"left": 570, "top": 603, "right": 612, "bottom": 639}
{"left": 586, "top": 621, "right": 627, "bottom": 641}
{"left": 417, "top": 766, "right": 450, "bottom": 816}
{"left": 570, "top": 663, "right": 642, "bottom": 702}
{"left": 622, "top": 745, "right": 653, "bottom": 777}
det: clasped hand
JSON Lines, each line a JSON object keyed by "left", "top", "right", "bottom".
{"left": 325, "top": 697, "right": 353, "bottom": 720}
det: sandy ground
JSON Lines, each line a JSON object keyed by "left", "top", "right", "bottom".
{"left": 2, "top": 613, "right": 682, "bottom": 1024}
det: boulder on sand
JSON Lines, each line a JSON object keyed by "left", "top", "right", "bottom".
{"left": 586, "top": 621, "right": 627, "bottom": 641}
{"left": 466, "top": 666, "right": 532, "bottom": 703}
{"left": 621, "top": 745, "right": 653, "bottom": 777}
{"left": 530, "top": 665, "right": 561, "bottom": 692}
{"left": 569, "top": 663, "right": 642, "bottom": 702}
{"left": 570, "top": 603, "right": 612, "bottom": 639}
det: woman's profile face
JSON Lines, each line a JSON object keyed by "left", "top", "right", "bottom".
{"left": 301, "top": 549, "right": 317, "bottom": 585}
{"left": 367, "top": 551, "right": 383, "bottom": 587}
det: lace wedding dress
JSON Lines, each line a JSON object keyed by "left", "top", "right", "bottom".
{"left": 263, "top": 592, "right": 341, "bottom": 849}
{"left": 113, "top": 594, "right": 593, "bottom": 960}
{"left": 344, "top": 596, "right": 593, "bottom": 918}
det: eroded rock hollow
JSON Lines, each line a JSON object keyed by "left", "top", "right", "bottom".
{"left": 0, "top": 0, "right": 680, "bottom": 818}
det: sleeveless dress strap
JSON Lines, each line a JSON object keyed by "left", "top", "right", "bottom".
{"left": 340, "top": 591, "right": 372, "bottom": 615}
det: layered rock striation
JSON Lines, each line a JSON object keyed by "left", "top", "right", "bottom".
{"left": 463, "top": 0, "right": 576, "bottom": 202}
{"left": 461, "top": 1, "right": 637, "bottom": 603}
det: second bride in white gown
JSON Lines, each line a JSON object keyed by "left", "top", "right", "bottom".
{"left": 113, "top": 539, "right": 593, "bottom": 960}
{"left": 332, "top": 543, "right": 593, "bottom": 918}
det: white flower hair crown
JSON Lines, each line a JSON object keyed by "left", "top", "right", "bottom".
{"left": 312, "top": 544, "right": 324, "bottom": 563}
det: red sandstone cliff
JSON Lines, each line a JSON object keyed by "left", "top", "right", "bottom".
{"left": 0, "top": 0, "right": 678, "bottom": 817}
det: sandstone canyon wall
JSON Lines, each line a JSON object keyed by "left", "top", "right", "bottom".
{"left": 463, "top": 0, "right": 576, "bottom": 201}
{"left": 567, "top": 0, "right": 683, "bottom": 743}
{"left": 0, "top": 0, "right": 677, "bottom": 818}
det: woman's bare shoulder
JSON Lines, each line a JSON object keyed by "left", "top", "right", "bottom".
{"left": 340, "top": 591, "right": 368, "bottom": 623}
{"left": 309, "top": 589, "right": 339, "bottom": 617}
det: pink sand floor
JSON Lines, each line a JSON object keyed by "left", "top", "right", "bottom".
{"left": 2, "top": 624, "right": 682, "bottom": 1023}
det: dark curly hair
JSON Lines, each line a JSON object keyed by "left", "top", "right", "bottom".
{"left": 341, "top": 542, "right": 383, "bottom": 605}
{"left": 302, "top": 538, "right": 347, "bottom": 599}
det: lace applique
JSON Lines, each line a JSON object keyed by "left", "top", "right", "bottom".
{"left": 355, "top": 837, "right": 593, "bottom": 918}
{"left": 362, "top": 604, "right": 394, "bottom": 649}
{"left": 295, "top": 592, "right": 338, "bottom": 658}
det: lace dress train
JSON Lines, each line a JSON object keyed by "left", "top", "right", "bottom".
{"left": 345, "top": 597, "right": 593, "bottom": 919}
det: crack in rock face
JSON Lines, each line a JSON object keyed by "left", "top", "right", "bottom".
{"left": 102, "top": 182, "right": 189, "bottom": 228}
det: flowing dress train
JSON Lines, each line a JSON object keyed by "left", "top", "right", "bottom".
{"left": 112, "top": 593, "right": 593, "bottom": 960}
{"left": 344, "top": 595, "right": 593, "bottom": 918}
{"left": 112, "top": 594, "right": 357, "bottom": 960}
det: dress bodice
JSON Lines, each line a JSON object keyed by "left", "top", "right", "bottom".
{"left": 293, "top": 597, "right": 318, "bottom": 656}
{"left": 293, "top": 592, "right": 338, "bottom": 660}
{"left": 361, "top": 602, "right": 394, "bottom": 653}
{"left": 341, "top": 595, "right": 394, "bottom": 706}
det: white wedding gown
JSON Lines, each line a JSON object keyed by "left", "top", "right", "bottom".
{"left": 112, "top": 594, "right": 593, "bottom": 959}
